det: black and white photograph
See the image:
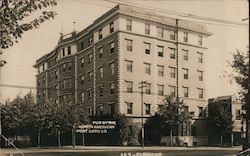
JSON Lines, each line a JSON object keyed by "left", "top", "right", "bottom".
{"left": 0, "top": 0, "right": 249, "bottom": 156}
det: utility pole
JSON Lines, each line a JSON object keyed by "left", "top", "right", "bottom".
{"left": 241, "top": 17, "right": 249, "bottom": 150}
{"left": 139, "top": 81, "right": 147, "bottom": 148}
{"left": 175, "top": 19, "right": 181, "bottom": 136}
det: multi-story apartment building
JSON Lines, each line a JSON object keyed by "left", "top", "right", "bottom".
{"left": 34, "top": 4, "right": 211, "bottom": 144}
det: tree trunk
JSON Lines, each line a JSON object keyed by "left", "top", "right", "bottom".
{"left": 38, "top": 129, "right": 41, "bottom": 148}
{"left": 72, "top": 128, "right": 75, "bottom": 147}
{"left": 170, "top": 128, "right": 173, "bottom": 147}
{"left": 231, "top": 132, "right": 234, "bottom": 147}
{"left": 58, "top": 130, "right": 61, "bottom": 147}
{"left": 82, "top": 133, "right": 85, "bottom": 146}
{"left": 220, "top": 133, "right": 223, "bottom": 147}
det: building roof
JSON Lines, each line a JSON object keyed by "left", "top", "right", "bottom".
{"left": 34, "top": 3, "right": 212, "bottom": 68}
{"left": 76, "top": 4, "right": 211, "bottom": 38}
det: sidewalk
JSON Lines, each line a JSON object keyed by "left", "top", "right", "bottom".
{"left": 0, "top": 146, "right": 242, "bottom": 155}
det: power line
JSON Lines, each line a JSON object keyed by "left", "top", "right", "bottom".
{"left": 0, "top": 84, "right": 36, "bottom": 90}
{"left": 104, "top": 0, "right": 248, "bottom": 27}
{"left": 73, "top": 0, "right": 114, "bottom": 9}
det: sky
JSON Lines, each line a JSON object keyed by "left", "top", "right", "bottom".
{"left": 0, "top": 0, "right": 249, "bottom": 103}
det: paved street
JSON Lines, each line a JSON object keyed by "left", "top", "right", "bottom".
{"left": 0, "top": 146, "right": 242, "bottom": 156}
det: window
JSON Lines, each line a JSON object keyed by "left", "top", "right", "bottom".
{"left": 67, "top": 79, "right": 72, "bottom": 89}
{"left": 198, "top": 88, "right": 204, "bottom": 99}
{"left": 126, "top": 60, "right": 133, "bottom": 72}
{"left": 38, "top": 79, "right": 40, "bottom": 86}
{"left": 183, "top": 87, "right": 189, "bottom": 97}
{"left": 110, "top": 62, "right": 115, "bottom": 75}
{"left": 88, "top": 107, "right": 92, "bottom": 115}
{"left": 157, "top": 27, "right": 163, "bottom": 38}
{"left": 126, "top": 81, "right": 133, "bottom": 93}
{"left": 110, "top": 42, "right": 115, "bottom": 53}
{"left": 170, "top": 30, "right": 175, "bottom": 40}
{"left": 145, "top": 83, "right": 151, "bottom": 94}
{"left": 67, "top": 46, "right": 71, "bottom": 55}
{"left": 145, "top": 23, "right": 150, "bottom": 35}
{"left": 88, "top": 71, "right": 93, "bottom": 80}
{"left": 98, "top": 86, "right": 104, "bottom": 97}
{"left": 88, "top": 89, "right": 93, "bottom": 100}
{"left": 62, "top": 95, "right": 66, "bottom": 103}
{"left": 198, "top": 107, "right": 203, "bottom": 117}
{"left": 198, "top": 70, "right": 203, "bottom": 81}
{"left": 62, "top": 48, "right": 65, "bottom": 57}
{"left": 183, "top": 68, "right": 189, "bottom": 79}
{"left": 98, "top": 29, "right": 103, "bottom": 39}
{"left": 158, "top": 85, "right": 164, "bottom": 96}
{"left": 68, "top": 62, "right": 72, "bottom": 71}
{"left": 126, "top": 19, "right": 132, "bottom": 31}
{"left": 158, "top": 46, "right": 164, "bottom": 57}
{"left": 198, "top": 35, "right": 202, "bottom": 45}
{"left": 43, "top": 90, "right": 46, "bottom": 96}
{"left": 80, "top": 58, "right": 84, "bottom": 67}
{"left": 145, "top": 103, "right": 151, "bottom": 115}
{"left": 89, "top": 36, "right": 93, "bottom": 44}
{"left": 170, "top": 67, "right": 176, "bottom": 78}
{"left": 99, "top": 47, "right": 103, "bottom": 58}
{"left": 144, "top": 43, "right": 151, "bottom": 54}
{"left": 62, "top": 80, "right": 66, "bottom": 89}
{"left": 184, "top": 106, "right": 189, "bottom": 112}
{"left": 80, "top": 75, "right": 84, "bottom": 84}
{"left": 144, "top": 63, "right": 151, "bottom": 75}
{"left": 88, "top": 53, "right": 93, "bottom": 64}
{"left": 97, "top": 105, "right": 104, "bottom": 115}
{"left": 99, "top": 106, "right": 103, "bottom": 116}
{"left": 197, "top": 52, "right": 203, "bottom": 63}
{"left": 126, "top": 39, "right": 133, "bottom": 51}
{"left": 42, "top": 64, "right": 45, "bottom": 71}
{"left": 236, "top": 109, "right": 241, "bottom": 120}
{"left": 183, "top": 32, "right": 188, "bottom": 42}
{"left": 56, "top": 85, "right": 59, "bottom": 95}
{"left": 79, "top": 41, "right": 84, "bottom": 51}
{"left": 55, "top": 70, "right": 58, "bottom": 79}
{"left": 170, "top": 47, "right": 176, "bottom": 59}
{"left": 42, "top": 76, "right": 46, "bottom": 83}
{"left": 170, "top": 86, "right": 176, "bottom": 97}
{"left": 109, "top": 103, "right": 115, "bottom": 116}
{"left": 127, "top": 102, "right": 133, "bottom": 114}
{"left": 110, "top": 82, "right": 115, "bottom": 94}
{"left": 62, "top": 64, "right": 66, "bottom": 72}
{"left": 158, "top": 65, "right": 164, "bottom": 77}
{"left": 99, "top": 67, "right": 103, "bottom": 78}
{"left": 183, "top": 49, "right": 188, "bottom": 61}
{"left": 110, "top": 22, "right": 114, "bottom": 33}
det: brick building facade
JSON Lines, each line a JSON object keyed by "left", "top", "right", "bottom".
{"left": 34, "top": 4, "right": 211, "bottom": 144}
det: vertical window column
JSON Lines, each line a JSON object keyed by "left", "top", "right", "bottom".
{"left": 126, "top": 60, "right": 133, "bottom": 73}
{"left": 145, "top": 23, "right": 150, "bottom": 35}
{"left": 144, "top": 62, "right": 151, "bottom": 75}
{"left": 126, "top": 19, "right": 132, "bottom": 31}
{"left": 126, "top": 39, "right": 133, "bottom": 52}
{"left": 110, "top": 22, "right": 114, "bottom": 33}
{"left": 144, "top": 43, "right": 151, "bottom": 55}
